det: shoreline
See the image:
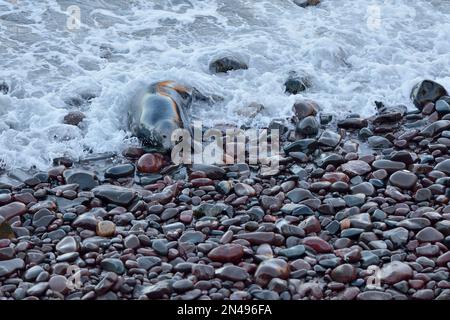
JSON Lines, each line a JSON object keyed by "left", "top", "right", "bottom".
{"left": 1, "top": 80, "right": 450, "bottom": 300}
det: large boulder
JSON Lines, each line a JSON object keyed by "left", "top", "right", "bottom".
{"left": 411, "top": 80, "right": 447, "bottom": 110}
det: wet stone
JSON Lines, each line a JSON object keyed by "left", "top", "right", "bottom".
{"left": 63, "top": 169, "right": 98, "bottom": 191}
{"left": 389, "top": 170, "right": 418, "bottom": 190}
{"left": 209, "top": 56, "right": 248, "bottom": 73}
{"left": 0, "top": 258, "right": 25, "bottom": 277}
{"left": 278, "top": 245, "right": 306, "bottom": 259}
{"left": 368, "top": 136, "right": 393, "bottom": 149}
{"left": 105, "top": 164, "right": 135, "bottom": 179}
{"left": 215, "top": 265, "right": 249, "bottom": 281}
{"left": 101, "top": 258, "right": 125, "bottom": 274}
{"left": 341, "top": 160, "right": 371, "bottom": 177}
{"left": 380, "top": 261, "right": 413, "bottom": 285}
{"left": 411, "top": 80, "right": 447, "bottom": 110}
{"left": 96, "top": 220, "right": 116, "bottom": 237}
{"left": 416, "top": 227, "right": 444, "bottom": 243}
{"left": 331, "top": 264, "right": 357, "bottom": 284}
{"left": 63, "top": 111, "right": 85, "bottom": 126}
{"left": 208, "top": 244, "right": 244, "bottom": 263}
{"left": 92, "top": 185, "right": 135, "bottom": 206}
{"left": 56, "top": 236, "right": 79, "bottom": 254}
{"left": 0, "top": 202, "right": 27, "bottom": 221}
{"left": 178, "top": 231, "right": 206, "bottom": 244}
{"left": 255, "top": 258, "right": 290, "bottom": 286}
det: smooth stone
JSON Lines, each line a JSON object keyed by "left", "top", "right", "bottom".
{"left": 357, "top": 291, "right": 392, "bottom": 300}
{"left": 0, "top": 258, "right": 25, "bottom": 277}
{"left": 416, "top": 227, "right": 444, "bottom": 243}
{"left": 100, "top": 258, "right": 125, "bottom": 274}
{"left": 303, "top": 236, "right": 333, "bottom": 253}
{"left": 178, "top": 231, "right": 206, "bottom": 244}
{"left": 215, "top": 265, "right": 249, "bottom": 281}
{"left": 0, "top": 202, "right": 27, "bottom": 221}
{"left": 383, "top": 227, "right": 409, "bottom": 247}
{"left": 278, "top": 245, "right": 306, "bottom": 259}
{"left": 96, "top": 220, "right": 116, "bottom": 237}
{"left": 56, "top": 236, "right": 79, "bottom": 254}
{"left": 372, "top": 160, "right": 405, "bottom": 173}
{"left": 380, "top": 261, "right": 413, "bottom": 284}
{"left": 124, "top": 234, "right": 140, "bottom": 249}
{"left": 297, "top": 116, "right": 319, "bottom": 136}
{"left": 318, "top": 130, "right": 341, "bottom": 148}
{"left": 48, "top": 275, "right": 68, "bottom": 292}
{"left": 255, "top": 259, "right": 289, "bottom": 286}
{"left": 389, "top": 170, "right": 418, "bottom": 189}
{"left": 105, "top": 164, "right": 135, "bottom": 179}
{"left": 92, "top": 185, "right": 135, "bottom": 206}
{"left": 368, "top": 136, "right": 393, "bottom": 149}
{"left": 63, "top": 111, "right": 85, "bottom": 126}
{"left": 235, "top": 232, "right": 275, "bottom": 245}
{"left": 209, "top": 56, "right": 248, "bottom": 73}
{"left": 137, "top": 153, "right": 163, "bottom": 173}
{"left": 208, "top": 244, "right": 244, "bottom": 263}
{"left": 234, "top": 183, "right": 256, "bottom": 197}
{"left": 341, "top": 160, "right": 371, "bottom": 176}
{"left": 411, "top": 80, "right": 447, "bottom": 110}
{"left": 63, "top": 169, "right": 98, "bottom": 191}
{"left": 292, "top": 100, "right": 319, "bottom": 119}
{"left": 435, "top": 159, "right": 450, "bottom": 174}
{"left": 421, "top": 120, "right": 450, "bottom": 137}
{"left": 331, "top": 264, "right": 357, "bottom": 283}
{"left": 32, "top": 208, "right": 55, "bottom": 228}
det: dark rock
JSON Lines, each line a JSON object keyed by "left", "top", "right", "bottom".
{"left": 337, "top": 118, "right": 368, "bottom": 129}
{"left": 435, "top": 159, "right": 450, "bottom": 174}
{"left": 284, "top": 72, "right": 309, "bottom": 94}
{"left": 178, "top": 231, "right": 205, "bottom": 244}
{"left": 255, "top": 259, "right": 289, "bottom": 286}
{"left": 215, "top": 265, "right": 249, "bottom": 281}
{"left": 0, "top": 202, "right": 27, "bottom": 221}
{"left": 105, "top": 164, "right": 135, "bottom": 179}
{"left": 92, "top": 185, "right": 135, "bottom": 206}
{"left": 368, "top": 136, "right": 392, "bottom": 149}
{"left": 137, "top": 153, "right": 163, "bottom": 173}
{"left": 372, "top": 160, "right": 405, "bottom": 173}
{"left": 63, "top": 111, "right": 85, "bottom": 126}
{"left": 209, "top": 56, "right": 248, "bottom": 73}
{"left": 293, "top": 0, "right": 321, "bottom": 8}
{"left": 341, "top": 160, "right": 371, "bottom": 176}
{"left": 278, "top": 245, "right": 305, "bottom": 259}
{"left": 303, "top": 236, "right": 333, "bottom": 253}
{"left": 318, "top": 130, "right": 341, "bottom": 148}
{"left": 411, "top": 80, "right": 447, "bottom": 110}
{"left": 297, "top": 116, "right": 319, "bottom": 136}
{"left": 331, "top": 264, "right": 357, "bottom": 283}
{"left": 292, "top": 100, "right": 319, "bottom": 119}
{"left": 208, "top": 244, "right": 244, "bottom": 263}
{"left": 101, "top": 258, "right": 125, "bottom": 274}
{"left": 421, "top": 120, "right": 450, "bottom": 137}
{"left": 380, "top": 261, "right": 413, "bottom": 284}
{"left": 389, "top": 170, "right": 418, "bottom": 189}
{"left": 235, "top": 232, "right": 275, "bottom": 245}
{"left": 0, "top": 258, "right": 25, "bottom": 277}
{"left": 416, "top": 227, "right": 444, "bottom": 243}
{"left": 63, "top": 169, "right": 98, "bottom": 191}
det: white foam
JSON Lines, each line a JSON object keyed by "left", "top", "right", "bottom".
{"left": 1, "top": 0, "right": 450, "bottom": 170}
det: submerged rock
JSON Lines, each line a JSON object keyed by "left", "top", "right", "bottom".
{"left": 209, "top": 56, "right": 248, "bottom": 73}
